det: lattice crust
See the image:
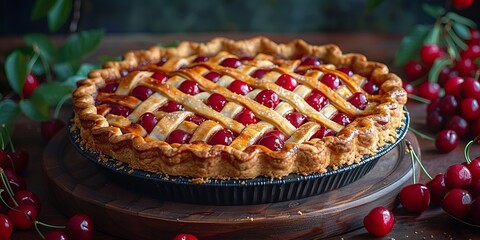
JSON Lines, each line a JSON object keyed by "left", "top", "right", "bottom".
{"left": 72, "top": 37, "right": 407, "bottom": 179}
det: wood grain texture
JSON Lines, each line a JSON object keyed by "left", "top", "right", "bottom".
{"left": 43, "top": 130, "right": 419, "bottom": 240}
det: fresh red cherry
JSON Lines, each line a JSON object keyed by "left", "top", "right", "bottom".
{"left": 420, "top": 44, "right": 442, "bottom": 66}
{"left": 206, "top": 93, "right": 227, "bottom": 112}
{"left": 41, "top": 118, "right": 66, "bottom": 141}
{"left": 8, "top": 204, "right": 37, "bottom": 230}
{"left": 331, "top": 112, "right": 352, "bottom": 126}
{"left": 22, "top": 73, "right": 39, "bottom": 99}
{"left": 151, "top": 72, "right": 168, "bottom": 83}
{"left": 0, "top": 214, "right": 12, "bottom": 240}
{"left": 417, "top": 82, "right": 440, "bottom": 101}
{"left": 99, "top": 82, "right": 118, "bottom": 93}
{"left": 426, "top": 111, "right": 444, "bottom": 133}
{"left": 305, "top": 90, "right": 329, "bottom": 111}
{"left": 439, "top": 94, "right": 459, "bottom": 117}
{"left": 363, "top": 81, "right": 379, "bottom": 95}
{"left": 426, "top": 173, "right": 448, "bottom": 205}
{"left": 1, "top": 168, "right": 27, "bottom": 193}
{"left": 193, "top": 56, "right": 209, "bottom": 63}
{"left": 299, "top": 56, "right": 321, "bottom": 66}
{"left": 256, "top": 130, "right": 286, "bottom": 151}
{"left": 404, "top": 60, "right": 426, "bottom": 81}
{"left": 66, "top": 214, "right": 94, "bottom": 240}
{"left": 228, "top": 80, "right": 251, "bottom": 95}
{"left": 363, "top": 206, "right": 395, "bottom": 237}
{"left": 235, "top": 109, "right": 259, "bottom": 126}
{"left": 402, "top": 82, "right": 414, "bottom": 95}
{"left": 452, "top": 0, "right": 474, "bottom": 9}
{"left": 131, "top": 85, "right": 153, "bottom": 101}
{"left": 445, "top": 115, "right": 469, "bottom": 139}
{"left": 444, "top": 76, "right": 464, "bottom": 98}
{"left": 285, "top": 112, "right": 307, "bottom": 128}
{"left": 255, "top": 90, "right": 280, "bottom": 109}
{"left": 173, "top": 233, "right": 198, "bottom": 240}
{"left": 460, "top": 98, "right": 480, "bottom": 120}
{"left": 398, "top": 183, "right": 430, "bottom": 213}
{"left": 348, "top": 92, "right": 368, "bottom": 110}
{"left": 455, "top": 57, "right": 477, "bottom": 76}
{"left": 165, "top": 129, "right": 192, "bottom": 144}
{"left": 444, "top": 164, "right": 472, "bottom": 190}
{"left": 178, "top": 80, "right": 201, "bottom": 95}
{"left": 10, "top": 190, "right": 41, "bottom": 213}
{"left": 438, "top": 67, "right": 459, "bottom": 86}
{"left": 427, "top": 97, "right": 441, "bottom": 113}
{"left": 460, "top": 77, "right": 480, "bottom": 99}
{"left": 320, "top": 73, "right": 341, "bottom": 90}
{"left": 109, "top": 105, "right": 132, "bottom": 117}
{"left": 470, "top": 180, "right": 480, "bottom": 199}
{"left": 203, "top": 72, "right": 221, "bottom": 82}
{"left": 470, "top": 198, "right": 480, "bottom": 225}
{"left": 0, "top": 150, "right": 8, "bottom": 169}
{"left": 6, "top": 149, "right": 29, "bottom": 173}
{"left": 467, "top": 158, "right": 480, "bottom": 182}
{"left": 250, "top": 69, "right": 269, "bottom": 79}
{"left": 337, "top": 67, "right": 353, "bottom": 77}
{"left": 138, "top": 112, "right": 158, "bottom": 133}
{"left": 310, "top": 126, "right": 335, "bottom": 139}
{"left": 160, "top": 101, "right": 184, "bottom": 112}
{"left": 472, "top": 119, "right": 480, "bottom": 137}
{"left": 44, "top": 230, "right": 68, "bottom": 240}
{"left": 220, "top": 57, "right": 241, "bottom": 68}
{"left": 185, "top": 115, "right": 206, "bottom": 125}
{"left": 468, "top": 29, "right": 480, "bottom": 46}
{"left": 275, "top": 74, "right": 298, "bottom": 91}
{"left": 442, "top": 188, "right": 472, "bottom": 220}
{"left": 208, "top": 129, "right": 235, "bottom": 146}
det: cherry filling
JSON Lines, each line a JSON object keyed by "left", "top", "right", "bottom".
{"left": 305, "top": 90, "right": 329, "bottom": 111}
{"left": 363, "top": 81, "right": 379, "bottom": 94}
{"left": 138, "top": 112, "right": 158, "bottom": 133}
{"left": 337, "top": 67, "right": 354, "bottom": 77}
{"left": 310, "top": 126, "right": 335, "bottom": 139}
{"left": 185, "top": 115, "right": 206, "bottom": 125}
{"left": 250, "top": 69, "right": 269, "bottom": 79}
{"left": 151, "top": 72, "right": 168, "bottom": 84}
{"left": 348, "top": 92, "right": 368, "bottom": 110}
{"left": 239, "top": 56, "right": 254, "bottom": 62}
{"left": 109, "top": 105, "right": 132, "bottom": 117}
{"left": 160, "top": 101, "right": 185, "bottom": 112}
{"left": 276, "top": 74, "right": 298, "bottom": 91}
{"left": 256, "top": 130, "right": 287, "bottom": 151}
{"left": 228, "top": 80, "right": 252, "bottom": 95}
{"left": 203, "top": 72, "right": 222, "bottom": 82}
{"left": 206, "top": 93, "right": 227, "bottom": 112}
{"left": 156, "top": 56, "right": 168, "bottom": 66}
{"left": 220, "top": 57, "right": 241, "bottom": 68}
{"left": 100, "top": 82, "right": 119, "bottom": 93}
{"left": 208, "top": 129, "right": 235, "bottom": 145}
{"left": 131, "top": 85, "right": 154, "bottom": 101}
{"left": 193, "top": 56, "right": 209, "bottom": 63}
{"left": 235, "top": 109, "right": 259, "bottom": 126}
{"left": 165, "top": 129, "right": 192, "bottom": 144}
{"left": 178, "top": 80, "right": 201, "bottom": 95}
{"left": 285, "top": 112, "right": 307, "bottom": 128}
{"left": 331, "top": 112, "right": 352, "bottom": 126}
{"left": 255, "top": 90, "right": 280, "bottom": 109}
{"left": 321, "top": 73, "right": 341, "bottom": 90}
{"left": 299, "top": 56, "right": 321, "bottom": 66}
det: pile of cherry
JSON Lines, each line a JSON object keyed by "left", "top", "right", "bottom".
{"left": 363, "top": 138, "right": 480, "bottom": 237}
{"left": 0, "top": 146, "right": 93, "bottom": 240}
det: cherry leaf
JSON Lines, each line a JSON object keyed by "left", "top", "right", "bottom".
{"left": 47, "top": 0, "right": 72, "bottom": 32}
{"left": 429, "top": 58, "right": 453, "bottom": 83}
{"left": 59, "top": 30, "right": 103, "bottom": 63}
{"left": 34, "top": 82, "right": 72, "bottom": 106}
{"left": 24, "top": 33, "right": 56, "bottom": 61}
{"left": 31, "top": 0, "right": 55, "bottom": 20}
{"left": 422, "top": 4, "right": 445, "bottom": 19}
{"left": 52, "top": 62, "right": 75, "bottom": 82}
{"left": 394, "top": 25, "right": 430, "bottom": 66}
{"left": 0, "top": 100, "right": 21, "bottom": 127}
{"left": 446, "top": 12, "right": 477, "bottom": 29}
{"left": 4, "top": 51, "right": 28, "bottom": 95}
{"left": 19, "top": 93, "right": 50, "bottom": 121}
{"left": 452, "top": 22, "right": 471, "bottom": 40}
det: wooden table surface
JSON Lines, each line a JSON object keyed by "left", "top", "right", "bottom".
{"left": 3, "top": 33, "right": 480, "bottom": 239}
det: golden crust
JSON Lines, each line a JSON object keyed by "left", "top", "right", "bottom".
{"left": 72, "top": 36, "right": 407, "bottom": 179}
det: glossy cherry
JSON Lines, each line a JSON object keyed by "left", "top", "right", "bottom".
{"left": 228, "top": 80, "right": 251, "bottom": 95}
{"left": 434, "top": 129, "right": 459, "bottom": 153}
{"left": 460, "top": 98, "right": 480, "bottom": 120}
{"left": 438, "top": 67, "right": 458, "bottom": 86}
{"left": 426, "top": 173, "right": 448, "bottom": 205}
{"left": 66, "top": 214, "right": 94, "bottom": 240}
{"left": 472, "top": 119, "right": 480, "bottom": 138}
{"left": 398, "top": 183, "right": 430, "bottom": 213}
{"left": 417, "top": 82, "right": 440, "bottom": 101}
{"left": 109, "top": 105, "right": 132, "bottom": 117}
{"left": 220, "top": 57, "right": 241, "bottom": 68}
{"left": 7, "top": 149, "right": 29, "bottom": 174}
{"left": 320, "top": 73, "right": 341, "bottom": 90}
{"left": 203, "top": 72, "right": 221, "bottom": 82}
{"left": 299, "top": 56, "right": 321, "bottom": 66}
{"left": 276, "top": 74, "right": 298, "bottom": 91}
{"left": 256, "top": 130, "right": 286, "bottom": 151}
{"left": 337, "top": 67, "right": 353, "bottom": 77}
{"left": 444, "top": 164, "right": 472, "bottom": 190}
{"left": 138, "top": 112, "right": 158, "bottom": 133}
{"left": 0, "top": 150, "right": 8, "bottom": 169}
{"left": 402, "top": 82, "right": 414, "bottom": 95}
{"left": 420, "top": 44, "right": 442, "bottom": 66}
{"left": 130, "top": 86, "right": 153, "bottom": 101}
{"left": 285, "top": 112, "right": 307, "bottom": 128}
{"left": 439, "top": 94, "right": 458, "bottom": 117}
{"left": 331, "top": 112, "right": 352, "bottom": 126}
{"left": 41, "top": 118, "right": 66, "bottom": 141}
{"left": 22, "top": 73, "right": 39, "bottom": 99}
{"left": 250, "top": 69, "right": 269, "bottom": 79}
{"left": 206, "top": 93, "right": 227, "bottom": 112}
{"left": 305, "top": 90, "right": 329, "bottom": 111}
{"left": 445, "top": 115, "right": 469, "bottom": 139}
{"left": 455, "top": 57, "right": 476, "bottom": 77}
{"left": 467, "top": 29, "right": 480, "bottom": 45}
{"left": 426, "top": 111, "right": 444, "bottom": 133}
{"left": 208, "top": 129, "right": 235, "bottom": 146}
{"left": 10, "top": 190, "right": 41, "bottom": 213}
{"left": 452, "top": 0, "right": 474, "bottom": 9}
{"left": 99, "top": 82, "right": 118, "bottom": 93}
{"left": 235, "top": 109, "right": 259, "bottom": 126}
{"left": 2, "top": 168, "right": 27, "bottom": 192}
{"left": 255, "top": 90, "right": 280, "bottom": 109}
{"left": 151, "top": 72, "right": 168, "bottom": 83}
{"left": 348, "top": 92, "right": 368, "bottom": 110}
{"left": 363, "top": 81, "right": 379, "bottom": 95}
{"left": 404, "top": 60, "right": 425, "bottom": 81}
{"left": 8, "top": 204, "right": 37, "bottom": 230}
{"left": 44, "top": 230, "right": 68, "bottom": 240}
{"left": 441, "top": 189, "right": 472, "bottom": 220}
{"left": 185, "top": 115, "right": 206, "bottom": 125}
{"left": 173, "top": 233, "right": 198, "bottom": 240}
{"left": 193, "top": 56, "right": 209, "bottom": 63}
{"left": 363, "top": 206, "right": 395, "bottom": 237}
{"left": 460, "top": 77, "right": 480, "bottom": 99}
{"left": 444, "top": 76, "right": 464, "bottom": 98}
{"left": 0, "top": 214, "right": 12, "bottom": 240}
{"left": 160, "top": 101, "right": 184, "bottom": 112}
{"left": 467, "top": 158, "right": 480, "bottom": 182}
{"left": 165, "top": 129, "right": 192, "bottom": 144}
{"left": 310, "top": 126, "right": 335, "bottom": 139}
{"left": 178, "top": 80, "right": 201, "bottom": 95}
{"left": 156, "top": 56, "right": 168, "bottom": 66}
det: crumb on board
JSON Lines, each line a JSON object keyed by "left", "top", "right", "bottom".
{"left": 297, "top": 211, "right": 303, "bottom": 215}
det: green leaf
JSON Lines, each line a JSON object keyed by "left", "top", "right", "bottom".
{"left": 4, "top": 51, "right": 28, "bottom": 95}
{"left": 428, "top": 58, "right": 453, "bottom": 82}
{"left": 157, "top": 40, "right": 180, "bottom": 48}
{"left": 76, "top": 63, "right": 99, "bottom": 77}
{"left": 59, "top": 29, "right": 104, "bottom": 62}
{"left": 0, "top": 100, "right": 21, "bottom": 126}
{"left": 446, "top": 12, "right": 477, "bottom": 29}
{"left": 47, "top": 0, "right": 73, "bottom": 32}
{"left": 394, "top": 25, "right": 431, "bottom": 66}
{"left": 24, "top": 33, "right": 56, "bottom": 61}
{"left": 445, "top": 35, "right": 460, "bottom": 60}
{"left": 422, "top": 3, "right": 445, "bottom": 19}
{"left": 52, "top": 62, "right": 75, "bottom": 82}
{"left": 98, "top": 55, "right": 122, "bottom": 64}
{"left": 19, "top": 93, "right": 50, "bottom": 121}
{"left": 366, "top": 0, "right": 384, "bottom": 12}
{"left": 63, "top": 75, "right": 86, "bottom": 88}
{"left": 33, "top": 82, "right": 72, "bottom": 106}
{"left": 31, "top": 0, "right": 56, "bottom": 20}
{"left": 452, "top": 22, "right": 471, "bottom": 40}
{"left": 447, "top": 27, "right": 468, "bottom": 50}
{"left": 424, "top": 24, "right": 441, "bottom": 45}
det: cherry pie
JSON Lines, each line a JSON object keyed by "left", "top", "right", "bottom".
{"left": 72, "top": 37, "right": 407, "bottom": 180}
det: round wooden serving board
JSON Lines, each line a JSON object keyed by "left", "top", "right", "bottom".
{"left": 43, "top": 131, "right": 419, "bottom": 240}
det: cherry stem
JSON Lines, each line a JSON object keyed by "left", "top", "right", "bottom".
{"left": 409, "top": 141, "right": 417, "bottom": 184}
{"left": 0, "top": 169, "right": 16, "bottom": 206}
{"left": 1, "top": 125, "right": 15, "bottom": 152}
{"left": 406, "top": 140, "right": 433, "bottom": 180}
{"left": 53, "top": 94, "right": 72, "bottom": 119}
{"left": 34, "top": 220, "right": 66, "bottom": 239}
{"left": 27, "top": 51, "right": 40, "bottom": 74}
{"left": 407, "top": 94, "right": 431, "bottom": 104}
{"left": 464, "top": 135, "right": 480, "bottom": 164}
{"left": 32, "top": 44, "right": 53, "bottom": 83}
{"left": 408, "top": 127, "right": 435, "bottom": 141}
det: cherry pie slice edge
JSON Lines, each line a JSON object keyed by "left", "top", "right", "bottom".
{"left": 72, "top": 37, "right": 407, "bottom": 181}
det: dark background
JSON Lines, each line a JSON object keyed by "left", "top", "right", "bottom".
{"left": 1, "top": 0, "right": 479, "bottom": 36}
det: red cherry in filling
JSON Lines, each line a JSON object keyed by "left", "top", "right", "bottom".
{"left": 305, "top": 90, "right": 329, "bottom": 111}
{"left": 8, "top": 204, "right": 37, "bottom": 230}
{"left": 363, "top": 206, "right": 394, "bottom": 237}
{"left": 442, "top": 188, "right": 472, "bottom": 220}
{"left": 160, "top": 101, "right": 184, "bottom": 112}
{"left": 206, "top": 93, "right": 227, "bottom": 112}
{"left": 151, "top": 72, "right": 168, "bottom": 83}
{"left": 337, "top": 67, "right": 353, "bottom": 77}
{"left": 363, "top": 81, "right": 379, "bottom": 95}
{"left": 100, "top": 82, "right": 119, "bottom": 93}
{"left": 178, "top": 80, "right": 201, "bottom": 95}
{"left": 139, "top": 112, "right": 158, "bottom": 133}
{"left": 193, "top": 56, "right": 209, "bottom": 63}
{"left": 255, "top": 90, "right": 280, "bottom": 109}
{"left": 65, "top": 214, "right": 94, "bottom": 240}
{"left": 228, "top": 80, "right": 251, "bottom": 95}
{"left": 256, "top": 130, "right": 286, "bottom": 151}
{"left": 131, "top": 85, "right": 154, "bottom": 101}
{"left": 426, "top": 173, "right": 448, "bottom": 205}
{"left": 157, "top": 56, "right": 168, "bottom": 66}
{"left": 165, "top": 129, "right": 192, "bottom": 144}
{"left": 109, "top": 105, "right": 132, "bottom": 117}
{"left": 460, "top": 98, "right": 480, "bottom": 120}
{"left": 460, "top": 77, "right": 480, "bottom": 98}
{"left": 220, "top": 57, "right": 241, "bottom": 68}
{"left": 285, "top": 112, "right": 307, "bottom": 128}
{"left": 348, "top": 92, "right": 368, "bottom": 110}
{"left": 275, "top": 74, "right": 298, "bottom": 91}
{"left": 22, "top": 73, "right": 39, "bottom": 99}
{"left": 208, "top": 129, "right": 235, "bottom": 145}
{"left": 41, "top": 118, "right": 66, "bottom": 141}
{"left": 173, "top": 233, "right": 198, "bottom": 240}
{"left": 299, "top": 56, "right": 321, "bottom": 66}
{"left": 417, "top": 82, "right": 440, "bottom": 101}
{"left": 185, "top": 115, "right": 206, "bottom": 125}
{"left": 331, "top": 112, "right": 352, "bottom": 126}
{"left": 310, "top": 126, "right": 335, "bottom": 139}
{"left": 203, "top": 72, "right": 221, "bottom": 82}
{"left": 0, "top": 214, "right": 12, "bottom": 240}
{"left": 251, "top": 69, "right": 270, "bottom": 79}
{"left": 444, "top": 164, "right": 472, "bottom": 190}
{"left": 398, "top": 183, "right": 430, "bottom": 213}
{"left": 235, "top": 109, "right": 259, "bottom": 126}
{"left": 320, "top": 73, "right": 341, "bottom": 90}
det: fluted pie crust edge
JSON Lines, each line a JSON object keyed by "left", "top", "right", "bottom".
{"left": 72, "top": 37, "right": 407, "bottom": 180}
